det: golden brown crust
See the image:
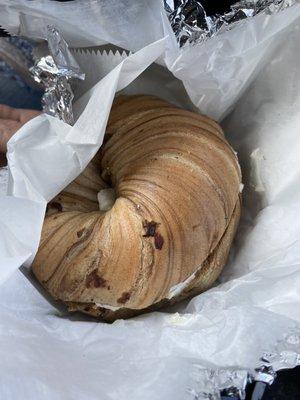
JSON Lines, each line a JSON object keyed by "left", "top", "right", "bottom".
{"left": 32, "top": 95, "right": 242, "bottom": 321}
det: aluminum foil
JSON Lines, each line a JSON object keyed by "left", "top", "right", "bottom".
{"left": 189, "top": 367, "right": 248, "bottom": 399}
{"left": 189, "top": 330, "right": 300, "bottom": 399}
{"left": 30, "top": 26, "right": 84, "bottom": 125}
{"left": 164, "top": 0, "right": 297, "bottom": 46}
{"left": 254, "top": 330, "right": 300, "bottom": 381}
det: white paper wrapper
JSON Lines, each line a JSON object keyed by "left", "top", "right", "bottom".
{"left": 0, "top": 3, "right": 300, "bottom": 399}
{"left": 1, "top": 0, "right": 300, "bottom": 120}
{"left": 0, "top": 0, "right": 165, "bottom": 49}
{"left": 1, "top": 38, "right": 167, "bottom": 273}
{"left": 164, "top": 4, "right": 300, "bottom": 120}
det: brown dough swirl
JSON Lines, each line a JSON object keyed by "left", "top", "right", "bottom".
{"left": 32, "top": 95, "right": 242, "bottom": 321}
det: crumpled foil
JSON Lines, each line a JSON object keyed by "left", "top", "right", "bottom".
{"left": 189, "top": 330, "right": 300, "bottom": 399}
{"left": 189, "top": 367, "right": 249, "bottom": 399}
{"left": 30, "top": 26, "right": 84, "bottom": 125}
{"left": 254, "top": 330, "right": 300, "bottom": 383}
{"left": 164, "top": 0, "right": 297, "bottom": 46}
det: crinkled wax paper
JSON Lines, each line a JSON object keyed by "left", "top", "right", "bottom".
{"left": 0, "top": 2, "right": 300, "bottom": 399}
{"left": 163, "top": 3, "right": 300, "bottom": 120}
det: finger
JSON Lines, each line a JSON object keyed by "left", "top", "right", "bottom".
{"left": 0, "top": 104, "right": 41, "bottom": 123}
{"left": 0, "top": 119, "right": 21, "bottom": 153}
{"left": 19, "top": 109, "right": 42, "bottom": 124}
{"left": 0, "top": 104, "right": 22, "bottom": 121}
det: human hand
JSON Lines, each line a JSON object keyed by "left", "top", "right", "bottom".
{"left": 0, "top": 105, "right": 41, "bottom": 166}
{"left": 0, "top": 104, "right": 41, "bottom": 152}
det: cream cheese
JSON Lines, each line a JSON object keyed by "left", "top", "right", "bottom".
{"left": 166, "top": 267, "right": 201, "bottom": 299}
{"left": 95, "top": 303, "right": 121, "bottom": 311}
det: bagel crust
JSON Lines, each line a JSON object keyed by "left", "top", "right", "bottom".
{"left": 32, "top": 95, "right": 242, "bottom": 321}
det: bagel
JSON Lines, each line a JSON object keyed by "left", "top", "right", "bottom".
{"left": 32, "top": 95, "right": 241, "bottom": 321}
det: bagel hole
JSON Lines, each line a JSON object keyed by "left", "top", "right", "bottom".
{"left": 97, "top": 188, "right": 116, "bottom": 211}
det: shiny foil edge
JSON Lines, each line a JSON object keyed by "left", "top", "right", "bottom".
{"left": 30, "top": 26, "right": 85, "bottom": 125}
{"left": 188, "top": 329, "right": 300, "bottom": 399}
{"left": 164, "top": 0, "right": 298, "bottom": 47}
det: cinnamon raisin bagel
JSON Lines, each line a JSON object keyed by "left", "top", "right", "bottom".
{"left": 32, "top": 95, "right": 242, "bottom": 321}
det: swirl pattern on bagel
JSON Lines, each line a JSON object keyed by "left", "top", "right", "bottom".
{"left": 32, "top": 95, "right": 241, "bottom": 321}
